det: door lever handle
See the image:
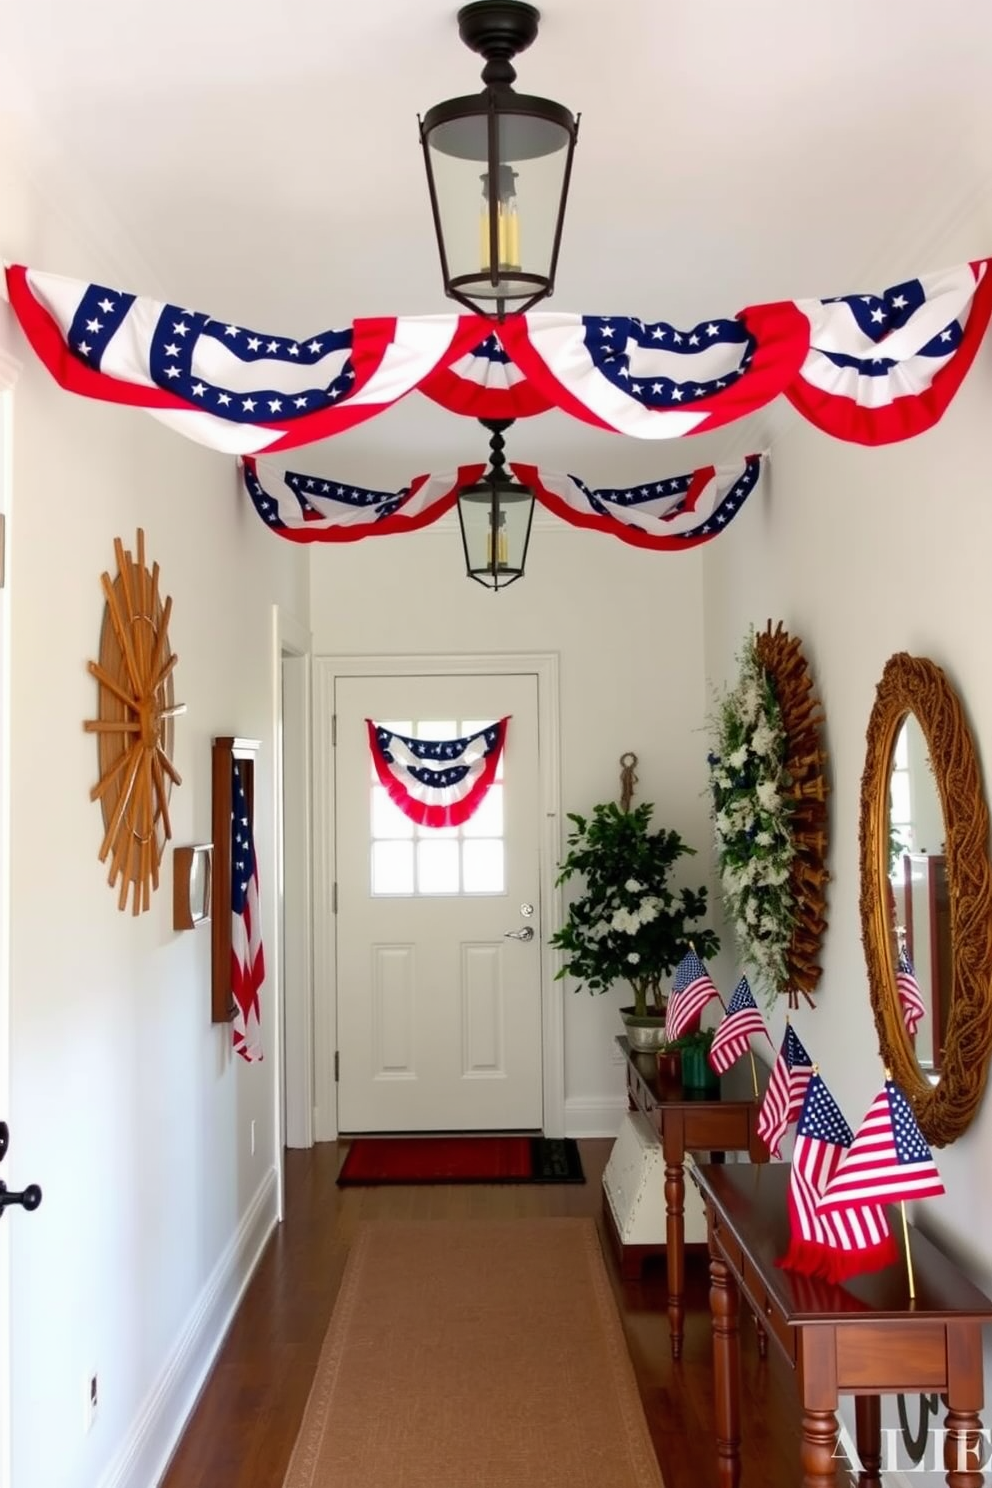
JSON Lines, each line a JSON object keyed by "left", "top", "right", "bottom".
{"left": 0, "top": 1122, "right": 42, "bottom": 1217}
{"left": 0, "top": 1182, "right": 42, "bottom": 1215}
{"left": 504, "top": 926, "right": 535, "bottom": 941}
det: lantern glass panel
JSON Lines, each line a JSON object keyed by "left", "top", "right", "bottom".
{"left": 424, "top": 106, "right": 572, "bottom": 309}
{"left": 457, "top": 480, "right": 533, "bottom": 587}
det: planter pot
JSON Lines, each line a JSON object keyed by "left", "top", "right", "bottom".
{"left": 619, "top": 1005, "right": 669, "bottom": 1052}
{"left": 679, "top": 1042, "right": 719, "bottom": 1093}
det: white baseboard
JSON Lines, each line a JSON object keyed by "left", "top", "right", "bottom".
{"left": 564, "top": 1095, "right": 627, "bottom": 1138}
{"left": 96, "top": 1167, "right": 279, "bottom": 1488}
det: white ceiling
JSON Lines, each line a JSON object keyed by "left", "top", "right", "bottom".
{"left": 3, "top": 0, "right": 992, "bottom": 485}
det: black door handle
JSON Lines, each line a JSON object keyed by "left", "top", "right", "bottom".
{"left": 0, "top": 1121, "right": 42, "bottom": 1216}
{"left": 0, "top": 1183, "right": 42, "bottom": 1214}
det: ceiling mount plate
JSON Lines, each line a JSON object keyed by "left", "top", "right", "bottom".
{"left": 457, "top": 2, "right": 540, "bottom": 71}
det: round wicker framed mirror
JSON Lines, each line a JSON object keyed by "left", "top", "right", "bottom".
{"left": 859, "top": 652, "right": 992, "bottom": 1145}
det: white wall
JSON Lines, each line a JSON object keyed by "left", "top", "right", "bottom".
{"left": 702, "top": 316, "right": 992, "bottom": 1454}
{"left": 1, "top": 121, "right": 310, "bottom": 1488}
{"left": 307, "top": 515, "right": 714, "bottom": 1133}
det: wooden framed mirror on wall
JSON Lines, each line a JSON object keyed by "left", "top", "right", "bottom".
{"left": 860, "top": 652, "right": 992, "bottom": 1146}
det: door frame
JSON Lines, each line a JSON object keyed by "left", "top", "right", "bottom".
{"left": 270, "top": 606, "right": 312, "bottom": 1209}
{"left": 312, "top": 651, "right": 563, "bottom": 1141}
{"left": 275, "top": 609, "right": 314, "bottom": 1156}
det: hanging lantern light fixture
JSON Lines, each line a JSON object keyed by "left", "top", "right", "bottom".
{"left": 419, "top": 1, "right": 580, "bottom": 320}
{"left": 457, "top": 418, "right": 535, "bottom": 589}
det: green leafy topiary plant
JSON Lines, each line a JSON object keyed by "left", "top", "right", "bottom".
{"left": 549, "top": 800, "right": 719, "bottom": 1018}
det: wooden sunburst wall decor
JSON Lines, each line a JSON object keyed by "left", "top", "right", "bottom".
{"left": 754, "top": 619, "right": 830, "bottom": 1006}
{"left": 84, "top": 530, "right": 185, "bottom": 915}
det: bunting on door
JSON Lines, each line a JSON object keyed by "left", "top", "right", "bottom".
{"left": 366, "top": 717, "right": 508, "bottom": 827}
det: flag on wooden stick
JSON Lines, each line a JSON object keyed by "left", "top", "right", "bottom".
{"left": 664, "top": 950, "right": 720, "bottom": 1042}
{"left": 778, "top": 1072, "right": 895, "bottom": 1281}
{"left": 817, "top": 1079, "right": 944, "bottom": 1209}
{"left": 757, "top": 1023, "right": 813, "bottom": 1158}
{"left": 708, "top": 976, "right": 771, "bottom": 1074}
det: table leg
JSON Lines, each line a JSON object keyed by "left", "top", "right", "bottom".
{"left": 665, "top": 1159, "right": 685, "bottom": 1359}
{"left": 944, "top": 1407, "right": 986, "bottom": 1488}
{"left": 801, "top": 1408, "right": 839, "bottom": 1487}
{"left": 854, "top": 1395, "right": 881, "bottom": 1488}
{"left": 945, "top": 1319, "right": 987, "bottom": 1487}
{"left": 710, "top": 1246, "right": 741, "bottom": 1488}
{"left": 755, "top": 1318, "right": 768, "bottom": 1360}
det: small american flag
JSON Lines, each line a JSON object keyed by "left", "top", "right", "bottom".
{"left": 778, "top": 1073, "right": 895, "bottom": 1281}
{"left": 897, "top": 945, "right": 927, "bottom": 1037}
{"left": 818, "top": 1080, "right": 944, "bottom": 1210}
{"left": 708, "top": 976, "right": 770, "bottom": 1075}
{"left": 757, "top": 1024, "right": 813, "bottom": 1158}
{"left": 664, "top": 951, "right": 720, "bottom": 1042}
{"left": 231, "top": 763, "right": 264, "bottom": 1063}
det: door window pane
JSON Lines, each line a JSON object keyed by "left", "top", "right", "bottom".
{"left": 463, "top": 839, "right": 505, "bottom": 894}
{"left": 372, "top": 785, "right": 414, "bottom": 838}
{"left": 372, "top": 840, "right": 414, "bottom": 895}
{"left": 417, "top": 838, "right": 461, "bottom": 894}
{"left": 890, "top": 772, "right": 912, "bottom": 825}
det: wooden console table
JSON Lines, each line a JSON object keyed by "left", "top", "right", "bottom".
{"left": 613, "top": 1037, "right": 768, "bottom": 1358}
{"left": 692, "top": 1161, "right": 992, "bottom": 1488}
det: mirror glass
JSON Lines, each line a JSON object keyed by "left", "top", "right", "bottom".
{"left": 885, "top": 715, "right": 949, "bottom": 1072}
{"left": 860, "top": 652, "right": 992, "bottom": 1146}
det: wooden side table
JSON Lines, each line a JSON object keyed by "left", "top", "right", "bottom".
{"left": 613, "top": 1037, "right": 768, "bottom": 1358}
{"left": 692, "top": 1160, "right": 992, "bottom": 1488}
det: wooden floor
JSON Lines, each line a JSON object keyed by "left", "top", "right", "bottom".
{"left": 161, "top": 1140, "right": 802, "bottom": 1488}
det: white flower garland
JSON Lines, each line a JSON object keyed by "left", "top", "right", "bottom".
{"left": 708, "top": 632, "right": 795, "bottom": 1003}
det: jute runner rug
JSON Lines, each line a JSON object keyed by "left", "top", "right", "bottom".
{"left": 282, "top": 1217, "right": 664, "bottom": 1488}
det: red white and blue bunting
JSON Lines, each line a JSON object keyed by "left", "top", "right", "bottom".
{"left": 5, "top": 259, "right": 990, "bottom": 452}
{"left": 366, "top": 717, "right": 508, "bottom": 827}
{"left": 3, "top": 264, "right": 487, "bottom": 456}
{"left": 242, "top": 453, "right": 761, "bottom": 550}
{"left": 778, "top": 260, "right": 992, "bottom": 444}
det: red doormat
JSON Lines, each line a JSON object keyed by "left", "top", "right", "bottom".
{"left": 336, "top": 1135, "right": 585, "bottom": 1186}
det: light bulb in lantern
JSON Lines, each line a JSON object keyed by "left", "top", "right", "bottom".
{"left": 479, "top": 164, "right": 520, "bottom": 274}
{"left": 485, "top": 509, "right": 509, "bottom": 570}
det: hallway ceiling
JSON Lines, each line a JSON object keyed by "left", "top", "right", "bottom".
{"left": 3, "top": 1, "right": 992, "bottom": 486}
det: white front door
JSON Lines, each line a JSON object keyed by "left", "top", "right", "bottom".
{"left": 335, "top": 672, "right": 544, "bottom": 1132}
